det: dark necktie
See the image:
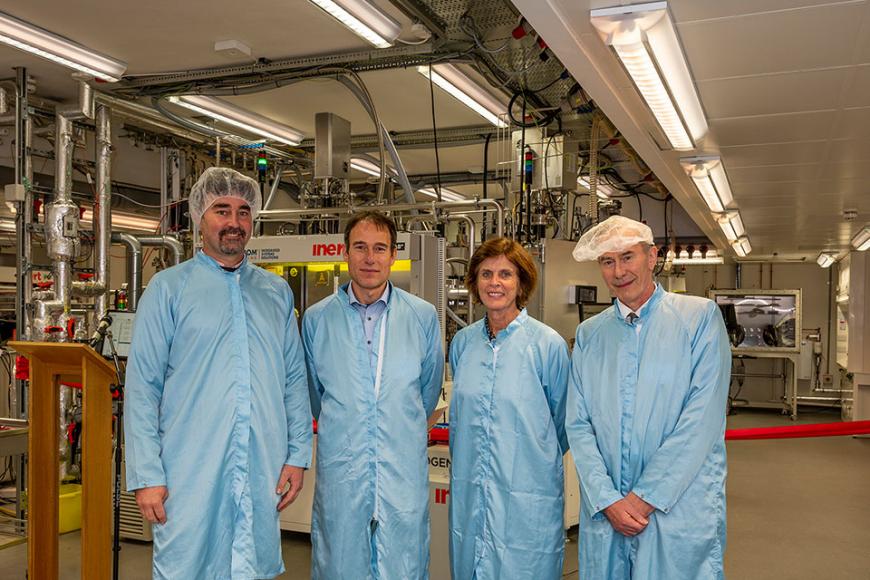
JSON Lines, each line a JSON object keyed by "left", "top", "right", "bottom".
{"left": 626, "top": 312, "right": 639, "bottom": 325}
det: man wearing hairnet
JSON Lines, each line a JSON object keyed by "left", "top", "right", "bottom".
{"left": 302, "top": 211, "right": 444, "bottom": 580}
{"left": 125, "top": 167, "right": 313, "bottom": 579}
{"left": 567, "top": 215, "right": 730, "bottom": 579}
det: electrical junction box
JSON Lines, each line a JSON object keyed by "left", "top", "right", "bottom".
{"left": 4, "top": 183, "right": 25, "bottom": 202}
{"left": 213, "top": 39, "right": 251, "bottom": 59}
{"left": 62, "top": 214, "right": 78, "bottom": 238}
{"left": 314, "top": 112, "right": 351, "bottom": 180}
{"left": 510, "top": 127, "right": 579, "bottom": 191}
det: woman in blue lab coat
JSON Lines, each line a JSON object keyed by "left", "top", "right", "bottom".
{"left": 449, "top": 237, "right": 570, "bottom": 580}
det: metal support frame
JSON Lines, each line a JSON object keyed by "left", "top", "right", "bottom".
{"left": 257, "top": 198, "right": 505, "bottom": 238}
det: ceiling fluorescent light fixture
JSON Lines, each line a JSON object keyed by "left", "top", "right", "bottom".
{"left": 716, "top": 210, "right": 744, "bottom": 242}
{"left": 0, "top": 10, "right": 128, "bottom": 82}
{"left": 418, "top": 187, "right": 465, "bottom": 202}
{"left": 168, "top": 95, "right": 304, "bottom": 146}
{"left": 816, "top": 253, "right": 836, "bottom": 268}
{"left": 350, "top": 157, "right": 396, "bottom": 178}
{"left": 851, "top": 225, "right": 870, "bottom": 251}
{"left": 590, "top": 2, "right": 707, "bottom": 150}
{"left": 578, "top": 177, "right": 616, "bottom": 199}
{"left": 81, "top": 209, "right": 159, "bottom": 232}
{"left": 732, "top": 236, "right": 751, "bottom": 257}
{"left": 307, "top": 0, "right": 401, "bottom": 49}
{"left": 417, "top": 64, "right": 508, "bottom": 128}
{"left": 681, "top": 156, "right": 733, "bottom": 212}
{"left": 672, "top": 256, "right": 725, "bottom": 265}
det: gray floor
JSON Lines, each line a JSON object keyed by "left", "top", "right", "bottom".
{"left": 1, "top": 410, "right": 868, "bottom": 579}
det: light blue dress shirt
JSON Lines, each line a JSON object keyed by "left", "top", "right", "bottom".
{"left": 347, "top": 281, "right": 390, "bottom": 371}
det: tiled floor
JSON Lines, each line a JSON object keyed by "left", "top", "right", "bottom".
{"left": 1, "top": 410, "right": 868, "bottom": 579}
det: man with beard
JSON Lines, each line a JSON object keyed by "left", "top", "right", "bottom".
{"left": 125, "top": 167, "right": 313, "bottom": 579}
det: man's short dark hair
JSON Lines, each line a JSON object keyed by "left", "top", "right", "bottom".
{"left": 344, "top": 211, "right": 398, "bottom": 249}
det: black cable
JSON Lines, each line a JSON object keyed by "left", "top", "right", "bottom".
{"left": 527, "top": 70, "right": 570, "bottom": 94}
{"left": 428, "top": 63, "right": 443, "bottom": 201}
{"left": 543, "top": 135, "right": 562, "bottom": 238}
{"left": 508, "top": 91, "right": 560, "bottom": 128}
{"left": 482, "top": 132, "right": 492, "bottom": 240}
{"left": 634, "top": 193, "right": 643, "bottom": 222}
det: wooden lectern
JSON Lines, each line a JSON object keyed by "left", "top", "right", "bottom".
{"left": 10, "top": 342, "right": 117, "bottom": 580}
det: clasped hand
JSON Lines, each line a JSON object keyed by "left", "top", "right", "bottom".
{"left": 603, "top": 492, "right": 654, "bottom": 537}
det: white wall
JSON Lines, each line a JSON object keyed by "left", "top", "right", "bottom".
{"left": 684, "top": 261, "right": 842, "bottom": 408}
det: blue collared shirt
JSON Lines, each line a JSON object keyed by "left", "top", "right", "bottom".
{"left": 348, "top": 281, "right": 391, "bottom": 371}
{"left": 615, "top": 283, "right": 659, "bottom": 335}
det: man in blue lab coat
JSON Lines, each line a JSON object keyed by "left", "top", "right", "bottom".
{"left": 568, "top": 215, "right": 731, "bottom": 579}
{"left": 303, "top": 211, "right": 444, "bottom": 580}
{"left": 125, "top": 167, "right": 312, "bottom": 579}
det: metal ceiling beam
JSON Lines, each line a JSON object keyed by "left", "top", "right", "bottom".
{"left": 300, "top": 124, "right": 502, "bottom": 151}
{"left": 114, "top": 43, "right": 447, "bottom": 90}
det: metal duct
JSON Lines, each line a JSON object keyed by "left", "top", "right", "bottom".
{"left": 93, "top": 105, "right": 112, "bottom": 321}
{"left": 111, "top": 233, "right": 141, "bottom": 312}
{"left": 137, "top": 235, "right": 184, "bottom": 266}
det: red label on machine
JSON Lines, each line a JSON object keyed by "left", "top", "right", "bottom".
{"left": 311, "top": 243, "right": 345, "bottom": 257}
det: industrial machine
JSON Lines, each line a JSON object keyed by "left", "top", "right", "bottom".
{"left": 246, "top": 232, "right": 446, "bottom": 334}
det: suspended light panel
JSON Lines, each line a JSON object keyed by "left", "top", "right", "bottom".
{"left": 717, "top": 211, "right": 745, "bottom": 242}
{"left": 169, "top": 95, "right": 305, "bottom": 146}
{"left": 418, "top": 187, "right": 465, "bottom": 202}
{"left": 681, "top": 156, "right": 734, "bottom": 212}
{"left": 306, "top": 0, "right": 401, "bottom": 48}
{"left": 732, "top": 236, "right": 752, "bottom": 257}
{"left": 851, "top": 225, "right": 870, "bottom": 251}
{"left": 350, "top": 158, "right": 383, "bottom": 177}
{"left": 0, "top": 10, "right": 127, "bottom": 82}
{"left": 81, "top": 209, "right": 160, "bottom": 232}
{"left": 418, "top": 64, "right": 508, "bottom": 128}
{"left": 816, "top": 253, "right": 836, "bottom": 268}
{"left": 590, "top": 2, "right": 707, "bottom": 150}
{"left": 672, "top": 256, "right": 724, "bottom": 265}
{"left": 578, "top": 177, "right": 617, "bottom": 200}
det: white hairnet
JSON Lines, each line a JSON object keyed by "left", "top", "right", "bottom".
{"left": 189, "top": 167, "right": 262, "bottom": 225}
{"left": 572, "top": 215, "right": 654, "bottom": 262}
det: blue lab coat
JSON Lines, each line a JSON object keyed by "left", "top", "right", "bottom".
{"left": 302, "top": 283, "right": 444, "bottom": 580}
{"left": 125, "top": 251, "right": 313, "bottom": 580}
{"left": 567, "top": 286, "right": 730, "bottom": 579}
{"left": 448, "top": 309, "right": 570, "bottom": 580}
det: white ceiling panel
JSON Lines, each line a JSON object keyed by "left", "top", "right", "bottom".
{"left": 677, "top": 2, "right": 866, "bottom": 80}
{"left": 720, "top": 141, "right": 828, "bottom": 167}
{"left": 697, "top": 68, "right": 850, "bottom": 119}
{"left": 709, "top": 110, "right": 838, "bottom": 146}
{"left": 0, "top": 48, "right": 80, "bottom": 101}
{"left": 825, "top": 138, "right": 870, "bottom": 161}
{"left": 727, "top": 163, "right": 822, "bottom": 185}
{"left": 735, "top": 177, "right": 870, "bottom": 198}
{"left": 0, "top": 0, "right": 405, "bottom": 76}
{"left": 823, "top": 159, "right": 870, "bottom": 181}
{"left": 830, "top": 106, "right": 870, "bottom": 139}
{"left": 669, "top": 0, "right": 858, "bottom": 23}
{"left": 841, "top": 64, "right": 870, "bottom": 108}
